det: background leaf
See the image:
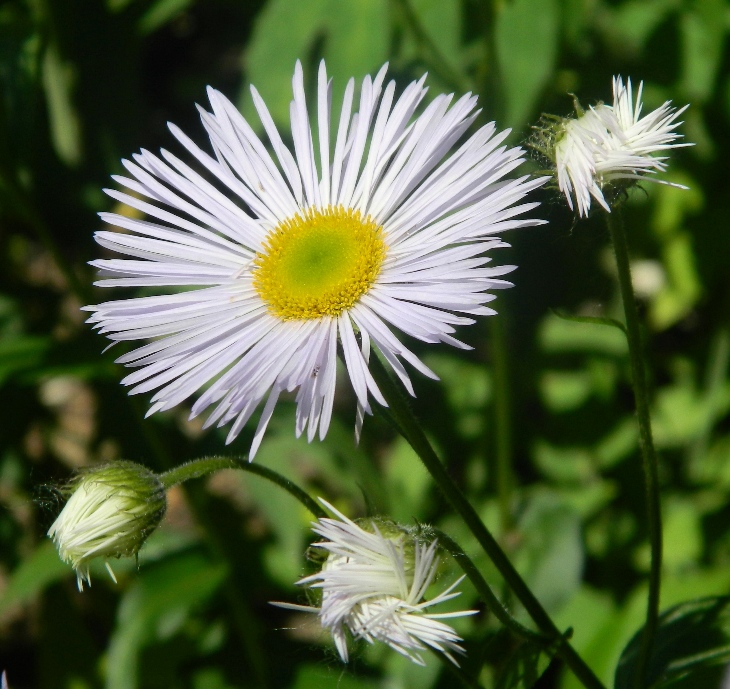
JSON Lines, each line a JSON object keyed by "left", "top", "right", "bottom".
{"left": 615, "top": 597, "right": 730, "bottom": 689}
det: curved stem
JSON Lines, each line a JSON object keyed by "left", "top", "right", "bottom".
{"left": 432, "top": 528, "right": 549, "bottom": 646}
{"left": 159, "top": 455, "right": 327, "bottom": 519}
{"left": 607, "top": 211, "right": 663, "bottom": 688}
{"left": 369, "top": 354, "right": 606, "bottom": 689}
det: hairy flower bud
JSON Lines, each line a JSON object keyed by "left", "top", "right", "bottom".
{"left": 48, "top": 461, "right": 166, "bottom": 590}
{"left": 531, "top": 76, "right": 690, "bottom": 217}
{"left": 274, "top": 500, "right": 475, "bottom": 666}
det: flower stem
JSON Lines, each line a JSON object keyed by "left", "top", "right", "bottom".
{"left": 159, "top": 455, "right": 327, "bottom": 519}
{"left": 370, "top": 354, "right": 606, "bottom": 689}
{"left": 432, "top": 528, "right": 549, "bottom": 647}
{"left": 606, "top": 210, "right": 662, "bottom": 688}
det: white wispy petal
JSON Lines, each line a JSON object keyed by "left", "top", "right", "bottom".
{"left": 273, "top": 500, "right": 476, "bottom": 666}
{"left": 85, "top": 60, "right": 545, "bottom": 457}
{"left": 554, "top": 76, "right": 690, "bottom": 218}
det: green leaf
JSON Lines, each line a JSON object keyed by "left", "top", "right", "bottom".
{"left": 495, "top": 0, "right": 560, "bottom": 130}
{"left": 0, "top": 334, "right": 52, "bottom": 385}
{"left": 539, "top": 314, "right": 628, "bottom": 357}
{"left": 41, "top": 43, "right": 82, "bottom": 167}
{"left": 515, "top": 493, "right": 584, "bottom": 614}
{"left": 615, "top": 597, "right": 730, "bottom": 688}
{"left": 241, "top": 0, "right": 329, "bottom": 126}
{"left": 402, "top": 0, "right": 462, "bottom": 76}
{"left": 241, "top": 0, "right": 388, "bottom": 127}
{"left": 607, "top": 0, "right": 679, "bottom": 56}
{"left": 494, "top": 636, "right": 553, "bottom": 689}
{"left": 138, "top": 0, "right": 194, "bottom": 34}
{"left": 0, "top": 541, "right": 69, "bottom": 620}
{"left": 384, "top": 436, "right": 430, "bottom": 523}
{"left": 679, "top": 0, "right": 726, "bottom": 104}
{"left": 105, "top": 550, "right": 226, "bottom": 689}
{"left": 551, "top": 309, "right": 627, "bottom": 337}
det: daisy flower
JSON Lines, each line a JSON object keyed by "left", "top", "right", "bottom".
{"left": 86, "top": 60, "right": 545, "bottom": 457}
{"left": 536, "top": 76, "right": 690, "bottom": 217}
{"left": 48, "top": 461, "right": 166, "bottom": 590}
{"left": 273, "top": 500, "right": 476, "bottom": 666}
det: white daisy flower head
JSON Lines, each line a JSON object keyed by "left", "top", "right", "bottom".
{"left": 85, "top": 60, "right": 546, "bottom": 458}
{"left": 532, "top": 76, "right": 690, "bottom": 217}
{"left": 48, "top": 461, "right": 166, "bottom": 590}
{"left": 273, "top": 499, "right": 476, "bottom": 666}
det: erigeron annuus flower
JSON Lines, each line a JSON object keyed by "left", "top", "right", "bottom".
{"left": 535, "top": 76, "right": 690, "bottom": 217}
{"left": 273, "top": 500, "right": 476, "bottom": 666}
{"left": 86, "top": 60, "right": 546, "bottom": 458}
{"left": 48, "top": 461, "right": 166, "bottom": 590}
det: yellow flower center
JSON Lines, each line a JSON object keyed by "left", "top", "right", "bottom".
{"left": 253, "top": 206, "right": 386, "bottom": 321}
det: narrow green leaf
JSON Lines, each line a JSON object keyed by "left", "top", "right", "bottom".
{"left": 679, "top": 0, "right": 726, "bottom": 103}
{"left": 105, "top": 550, "right": 226, "bottom": 689}
{"left": 551, "top": 309, "right": 628, "bottom": 337}
{"left": 0, "top": 541, "right": 69, "bottom": 619}
{"left": 41, "top": 44, "right": 82, "bottom": 166}
{"left": 495, "top": 0, "right": 560, "bottom": 130}
{"left": 240, "top": 0, "right": 388, "bottom": 127}
{"left": 138, "top": 0, "right": 194, "bottom": 34}
{"left": 241, "top": 0, "right": 329, "bottom": 124}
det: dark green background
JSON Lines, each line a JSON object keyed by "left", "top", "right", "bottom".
{"left": 1, "top": 0, "right": 729, "bottom": 687}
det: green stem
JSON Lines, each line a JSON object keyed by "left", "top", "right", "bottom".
{"left": 370, "top": 354, "right": 606, "bottom": 689}
{"left": 123, "top": 405, "right": 270, "bottom": 689}
{"left": 606, "top": 210, "right": 662, "bottom": 689}
{"left": 159, "top": 455, "right": 327, "bottom": 519}
{"left": 489, "top": 315, "right": 515, "bottom": 534}
{"left": 432, "top": 528, "right": 549, "bottom": 646}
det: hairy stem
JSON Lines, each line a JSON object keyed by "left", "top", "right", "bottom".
{"left": 607, "top": 211, "right": 663, "bottom": 689}
{"left": 159, "top": 455, "right": 327, "bottom": 519}
{"left": 432, "top": 528, "right": 549, "bottom": 646}
{"left": 370, "top": 354, "right": 606, "bottom": 689}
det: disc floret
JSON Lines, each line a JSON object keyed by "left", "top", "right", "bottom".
{"left": 253, "top": 205, "right": 386, "bottom": 321}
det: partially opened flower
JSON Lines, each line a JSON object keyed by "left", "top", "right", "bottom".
{"left": 86, "top": 60, "right": 545, "bottom": 458}
{"left": 273, "top": 500, "right": 476, "bottom": 666}
{"left": 534, "top": 76, "right": 690, "bottom": 217}
{"left": 48, "top": 461, "right": 166, "bottom": 590}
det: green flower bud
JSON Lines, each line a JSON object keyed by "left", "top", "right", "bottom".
{"left": 48, "top": 460, "right": 166, "bottom": 590}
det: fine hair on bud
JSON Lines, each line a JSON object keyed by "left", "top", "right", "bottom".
{"left": 273, "top": 499, "right": 476, "bottom": 666}
{"left": 48, "top": 460, "right": 166, "bottom": 590}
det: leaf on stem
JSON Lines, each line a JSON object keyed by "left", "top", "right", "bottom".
{"left": 615, "top": 596, "right": 730, "bottom": 688}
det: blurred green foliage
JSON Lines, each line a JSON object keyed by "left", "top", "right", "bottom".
{"left": 0, "top": 0, "right": 729, "bottom": 687}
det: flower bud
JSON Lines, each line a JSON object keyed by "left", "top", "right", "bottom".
{"left": 48, "top": 460, "right": 166, "bottom": 590}
{"left": 531, "top": 76, "right": 690, "bottom": 217}
{"left": 274, "top": 500, "right": 475, "bottom": 666}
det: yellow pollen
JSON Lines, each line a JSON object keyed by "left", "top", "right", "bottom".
{"left": 253, "top": 205, "right": 387, "bottom": 321}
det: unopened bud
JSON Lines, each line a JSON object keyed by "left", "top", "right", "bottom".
{"left": 48, "top": 461, "right": 166, "bottom": 590}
